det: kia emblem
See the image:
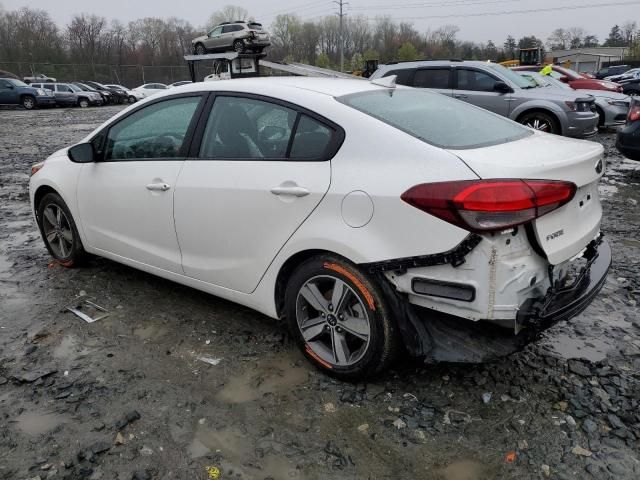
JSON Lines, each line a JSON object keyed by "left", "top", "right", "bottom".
{"left": 595, "top": 159, "right": 603, "bottom": 174}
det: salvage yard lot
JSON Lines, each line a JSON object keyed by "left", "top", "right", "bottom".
{"left": 1, "top": 106, "right": 639, "bottom": 479}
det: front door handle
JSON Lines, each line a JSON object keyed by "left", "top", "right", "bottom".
{"left": 270, "top": 185, "right": 310, "bottom": 197}
{"left": 146, "top": 182, "right": 171, "bottom": 191}
{"left": 453, "top": 94, "right": 468, "bottom": 99}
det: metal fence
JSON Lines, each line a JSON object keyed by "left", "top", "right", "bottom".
{"left": 0, "top": 61, "right": 217, "bottom": 87}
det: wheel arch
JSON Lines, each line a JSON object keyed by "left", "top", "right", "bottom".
{"left": 33, "top": 184, "right": 60, "bottom": 218}
{"left": 274, "top": 249, "right": 355, "bottom": 319}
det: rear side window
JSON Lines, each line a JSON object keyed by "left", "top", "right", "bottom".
{"left": 290, "top": 116, "right": 332, "bottom": 159}
{"left": 105, "top": 96, "right": 201, "bottom": 160}
{"left": 337, "top": 89, "right": 532, "bottom": 150}
{"left": 413, "top": 68, "right": 450, "bottom": 89}
{"left": 382, "top": 69, "right": 413, "bottom": 86}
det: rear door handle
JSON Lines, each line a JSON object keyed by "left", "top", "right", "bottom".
{"left": 270, "top": 186, "right": 310, "bottom": 197}
{"left": 146, "top": 182, "right": 171, "bottom": 191}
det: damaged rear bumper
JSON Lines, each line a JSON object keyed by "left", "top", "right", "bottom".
{"left": 379, "top": 235, "right": 611, "bottom": 363}
{"left": 516, "top": 235, "right": 611, "bottom": 330}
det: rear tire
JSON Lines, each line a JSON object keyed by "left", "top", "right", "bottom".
{"left": 37, "top": 192, "right": 87, "bottom": 267}
{"left": 128, "top": 95, "right": 136, "bottom": 103}
{"left": 284, "top": 255, "right": 400, "bottom": 380}
{"left": 78, "top": 98, "right": 89, "bottom": 108}
{"left": 519, "top": 111, "right": 559, "bottom": 135}
{"left": 233, "top": 39, "right": 245, "bottom": 53}
{"left": 21, "top": 95, "right": 36, "bottom": 110}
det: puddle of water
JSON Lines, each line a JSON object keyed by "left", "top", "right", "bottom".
{"left": 216, "top": 354, "right": 308, "bottom": 404}
{"left": 53, "top": 335, "right": 89, "bottom": 360}
{"left": 14, "top": 411, "right": 66, "bottom": 436}
{"left": 188, "top": 425, "right": 303, "bottom": 478}
{"left": 133, "top": 324, "right": 167, "bottom": 341}
{"left": 622, "top": 239, "right": 640, "bottom": 248}
{"left": 543, "top": 333, "right": 611, "bottom": 362}
{"left": 438, "top": 460, "right": 487, "bottom": 480}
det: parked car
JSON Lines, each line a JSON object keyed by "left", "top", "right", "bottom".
{"left": 0, "top": 77, "right": 56, "bottom": 109}
{"left": 621, "top": 79, "right": 640, "bottom": 97}
{"left": 104, "top": 84, "right": 145, "bottom": 103}
{"left": 605, "top": 68, "right": 640, "bottom": 83}
{"left": 23, "top": 73, "right": 57, "bottom": 84}
{"left": 371, "top": 60, "right": 599, "bottom": 137}
{"left": 616, "top": 98, "right": 640, "bottom": 161}
{"left": 133, "top": 83, "right": 168, "bottom": 98}
{"left": 82, "top": 81, "right": 128, "bottom": 104}
{"left": 514, "top": 65, "right": 623, "bottom": 93}
{"left": 72, "top": 82, "right": 113, "bottom": 105}
{"left": 0, "top": 69, "right": 19, "bottom": 80}
{"left": 30, "top": 82, "right": 103, "bottom": 108}
{"left": 594, "top": 64, "right": 629, "bottom": 79}
{"left": 192, "top": 21, "right": 270, "bottom": 55}
{"left": 29, "top": 77, "right": 610, "bottom": 378}
{"left": 168, "top": 81, "right": 193, "bottom": 88}
{"left": 515, "top": 71, "right": 630, "bottom": 128}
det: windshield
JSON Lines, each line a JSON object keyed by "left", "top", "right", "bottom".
{"left": 337, "top": 88, "right": 531, "bottom": 150}
{"left": 485, "top": 63, "right": 535, "bottom": 89}
{"left": 7, "top": 78, "right": 28, "bottom": 87}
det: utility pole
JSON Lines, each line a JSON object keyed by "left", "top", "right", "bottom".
{"left": 333, "top": 0, "right": 348, "bottom": 72}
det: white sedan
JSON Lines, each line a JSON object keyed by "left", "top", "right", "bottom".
{"left": 29, "top": 77, "right": 610, "bottom": 379}
{"left": 132, "top": 82, "right": 168, "bottom": 98}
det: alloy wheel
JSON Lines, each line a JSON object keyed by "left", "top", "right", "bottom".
{"left": 196, "top": 44, "right": 205, "bottom": 55}
{"left": 524, "top": 118, "right": 551, "bottom": 132}
{"left": 233, "top": 40, "right": 244, "bottom": 53}
{"left": 42, "top": 204, "right": 74, "bottom": 259}
{"left": 296, "top": 275, "right": 371, "bottom": 367}
{"left": 23, "top": 97, "right": 35, "bottom": 109}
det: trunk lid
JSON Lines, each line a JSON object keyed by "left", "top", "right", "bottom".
{"left": 448, "top": 133, "right": 604, "bottom": 264}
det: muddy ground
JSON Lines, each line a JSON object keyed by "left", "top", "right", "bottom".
{"left": 0, "top": 105, "right": 639, "bottom": 480}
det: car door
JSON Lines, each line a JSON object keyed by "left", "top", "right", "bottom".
{"left": 205, "top": 26, "right": 223, "bottom": 49}
{"left": 0, "top": 79, "right": 18, "bottom": 104}
{"left": 56, "top": 84, "right": 74, "bottom": 105}
{"left": 453, "top": 67, "right": 511, "bottom": 116}
{"left": 174, "top": 93, "right": 337, "bottom": 293}
{"left": 411, "top": 67, "right": 454, "bottom": 97}
{"left": 77, "top": 94, "right": 205, "bottom": 273}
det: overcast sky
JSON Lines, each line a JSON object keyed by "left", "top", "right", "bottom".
{"left": 0, "top": 0, "right": 634, "bottom": 44}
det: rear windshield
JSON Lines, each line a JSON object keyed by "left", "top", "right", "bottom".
{"left": 337, "top": 88, "right": 531, "bottom": 150}
{"left": 248, "top": 22, "right": 263, "bottom": 30}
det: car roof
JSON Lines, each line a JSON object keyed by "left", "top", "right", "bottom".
{"left": 377, "top": 60, "right": 487, "bottom": 71}
{"left": 165, "top": 77, "right": 389, "bottom": 98}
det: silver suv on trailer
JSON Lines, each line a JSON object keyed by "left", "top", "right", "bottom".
{"left": 192, "top": 21, "right": 270, "bottom": 55}
{"left": 370, "top": 60, "right": 599, "bottom": 138}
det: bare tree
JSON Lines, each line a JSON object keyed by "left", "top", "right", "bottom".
{"left": 66, "top": 14, "right": 106, "bottom": 64}
{"left": 207, "top": 5, "right": 250, "bottom": 30}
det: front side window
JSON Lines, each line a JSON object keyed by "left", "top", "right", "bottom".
{"left": 413, "top": 68, "right": 451, "bottom": 89}
{"left": 338, "top": 88, "right": 531, "bottom": 150}
{"left": 383, "top": 69, "right": 414, "bottom": 86}
{"left": 200, "top": 96, "right": 297, "bottom": 159}
{"left": 210, "top": 26, "right": 222, "bottom": 36}
{"left": 57, "top": 85, "right": 72, "bottom": 93}
{"left": 456, "top": 69, "right": 499, "bottom": 92}
{"left": 104, "top": 96, "right": 201, "bottom": 160}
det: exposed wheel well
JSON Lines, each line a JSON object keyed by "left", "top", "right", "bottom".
{"left": 595, "top": 105, "right": 605, "bottom": 127}
{"left": 33, "top": 185, "right": 59, "bottom": 218}
{"left": 20, "top": 94, "right": 35, "bottom": 101}
{"left": 516, "top": 109, "right": 561, "bottom": 134}
{"left": 274, "top": 249, "right": 347, "bottom": 319}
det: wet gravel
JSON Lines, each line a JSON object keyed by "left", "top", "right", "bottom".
{"left": 1, "top": 106, "right": 639, "bottom": 480}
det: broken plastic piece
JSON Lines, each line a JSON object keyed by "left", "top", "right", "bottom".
{"left": 66, "top": 299, "right": 109, "bottom": 323}
{"left": 504, "top": 451, "right": 517, "bottom": 463}
{"left": 198, "top": 356, "right": 222, "bottom": 366}
{"left": 205, "top": 466, "right": 221, "bottom": 479}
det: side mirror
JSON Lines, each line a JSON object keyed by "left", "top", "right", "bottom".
{"left": 493, "top": 81, "right": 512, "bottom": 93}
{"left": 68, "top": 143, "right": 95, "bottom": 163}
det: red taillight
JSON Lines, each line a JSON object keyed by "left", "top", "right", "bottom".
{"left": 401, "top": 179, "right": 576, "bottom": 232}
{"left": 629, "top": 104, "right": 640, "bottom": 122}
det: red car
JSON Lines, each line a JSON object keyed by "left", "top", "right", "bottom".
{"left": 513, "top": 65, "right": 623, "bottom": 93}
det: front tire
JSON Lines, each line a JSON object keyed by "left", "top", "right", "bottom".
{"left": 22, "top": 95, "right": 36, "bottom": 110}
{"left": 284, "top": 256, "right": 400, "bottom": 380}
{"left": 195, "top": 43, "right": 206, "bottom": 55}
{"left": 519, "top": 111, "right": 559, "bottom": 135}
{"left": 37, "top": 192, "right": 86, "bottom": 267}
{"left": 128, "top": 95, "right": 137, "bottom": 103}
